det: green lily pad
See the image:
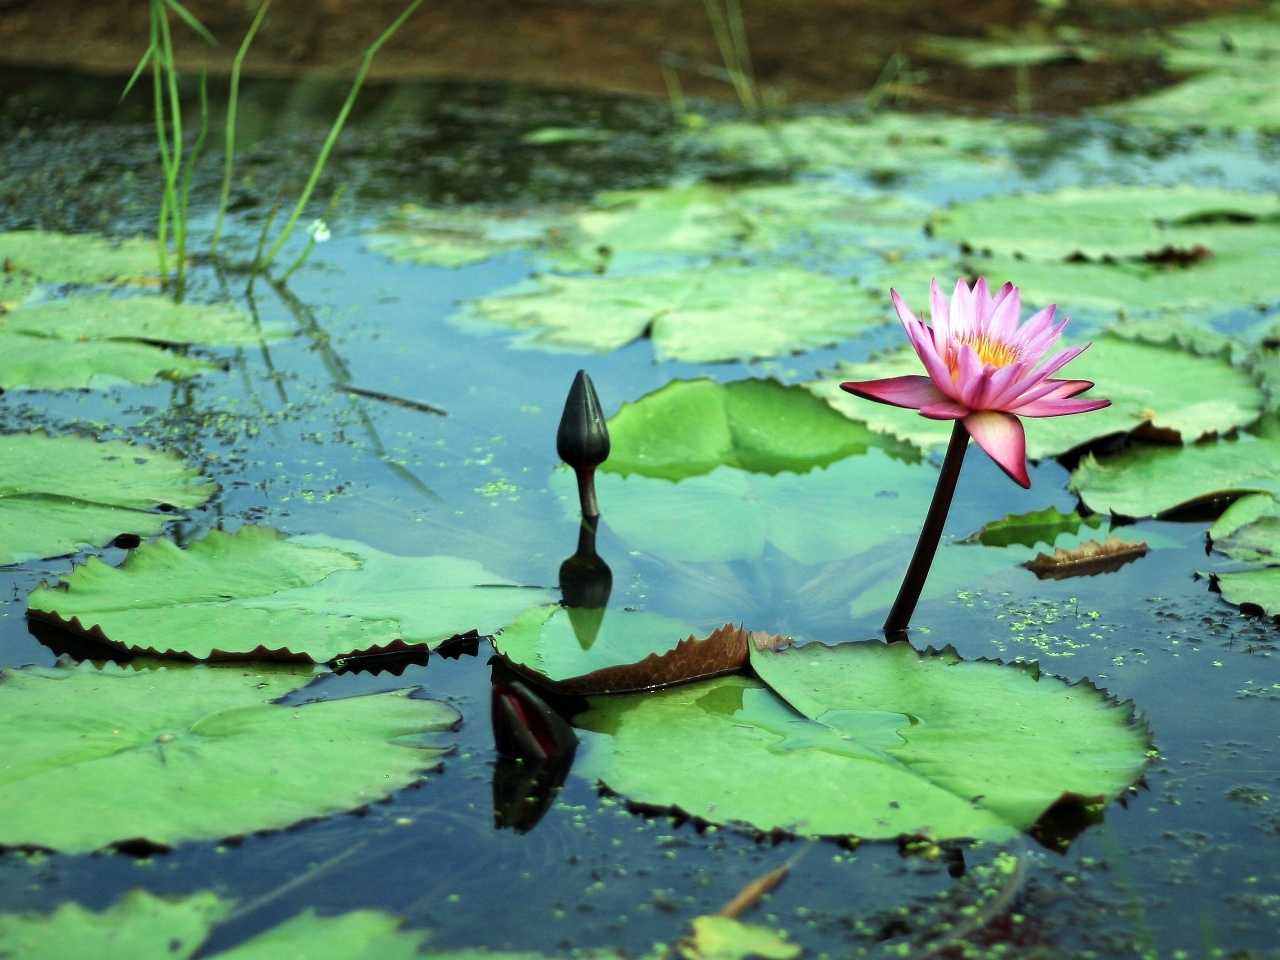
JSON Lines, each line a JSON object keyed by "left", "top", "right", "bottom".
{"left": 557, "top": 451, "right": 936, "bottom": 566}
{"left": 679, "top": 916, "right": 800, "bottom": 960}
{"left": 1070, "top": 421, "right": 1280, "bottom": 517}
{"left": 605, "top": 378, "right": 907, "bottom": 482}
{"left": 1210, "top": 492, "right": 1280, "bottom": 550}
{"left": 918, "top": 34, "right": 1099, "bottom": 68}
{"left": 458, "top": 265, "right": 886, "bottom": 363}
{"left": 0, "top": 295, "right": 277, "bottom": 346}
{"left": 810, "top": 336, "right": 1262, "bottom": 458}
{"left": 521, "top": 126, "right": 615, "bottom": 145}
{"left": 575, "top": 641, "right": 1149, "bottom": 842}
{"left": 1159, "top": 14, "right": 1280, "bottom": 73}
{"left": 969, "top": 241, "right": 1280, "bottom": 319}
{"left": 0, "top": 332, "right": 217, "bottom": 391}
{"left": 0, "top": 659, "right": 458, "bottom": 853}
{"left": 932, "top": 186, "right": 1280, "bottom": 262}
{"left": 1106, "top": 68, "right": 1280, "bottom": 131}
{"left": 366, "top": 204, "right": 568, "bottom": 268}
{"left": 963, "top": 506, "right": 1103, "bottom": 549}
{"left": 210, "top": 909, "right": 431, "bottom": 960}
{"left": 1211, "top": 565, "right": 1280, "bottom": 616}
{"left": 0, "top": 432, "right": 215, "bottom": 566}
{"left": 1, "top": 271, "right": 35, "bottom": 308}
{"left": 0, "top": 231, "right": 160, "bottom": 284}
{"left": 0, "top": 891, "right": 231, "bottom": 960}
{"left": 29, "top": 525, "right": 554, "bottom": 662}
{"left": 689, "top": 113, "right": 1042, "bottom": 177}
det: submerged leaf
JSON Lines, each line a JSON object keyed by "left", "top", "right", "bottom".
{"left": 0, "top": 231, "right": 160, "bottom": 284}
{"left": 457, "top": 265, "right": 887, "bottom": 363}
{"left": 1023, "top": 537, "right": 1148, "bottom": 579}
{"left": 495, "top": 607, "right": 748, "bottom": 694}
{"left": 0, "top": 432, "right": 215, "bottom": 566}
{"left": 1, "top": 295, "right": 279, "bottom": 346}
{"left": 29, "top": 526, "right": 553, "bottom": 662}
{"left": 0, "top": 331, "right": 217, "bottom": 391}
{"left": 0, "top": 660, "right": 458, "bottom": 853}
{"left": 962, "top": 506, "right": 1103, "bottom": 549}
{"left": 678, "top": 916, "right": 801, "bottom": 960}
{"left": 576, "top": 641, "right": 1149, "bottom": 843}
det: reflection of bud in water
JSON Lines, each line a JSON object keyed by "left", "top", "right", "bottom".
{"left": 559, "top": 515, "right": 612, "bottom": 649}
{"left": 557, "top": 369, "right": 609, "bottom": 518}
{"left": 491, "top": 680, "right": 578, "bottom": 763}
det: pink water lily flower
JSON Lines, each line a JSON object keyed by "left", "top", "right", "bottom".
{"left": 841, "top": 277, "right": 1110, "bottom": 488}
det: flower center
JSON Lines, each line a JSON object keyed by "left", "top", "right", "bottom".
{"left": 947, "top": 333, "right": 1020, "bottom": 378}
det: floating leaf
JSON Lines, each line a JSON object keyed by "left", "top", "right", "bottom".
{"left": 1023, "top": 537, "right": 1148, "bottom": 579}
{"left": 1159, "top": 14, "right": 1280, "bottom": 73}
{"left": 962, "top": 506, "right": 1102, "bottom": 549}
{"left": 29, "top": 525, "right": 554, "bottom": 662}
{"left": 209, "top": 909, "right": 431, "bottom": 960}
{"left": 1, "top": 295, "right": 278, "bottom": 346}
{"left": 678, "top": 916, "right": 801, "bottom": 960}
{"left": 556, "top": 451, "right": 936, "bottom": 566}
{"left": 0, "top": 891, "right": 230, "bottom": 960}
{"left": 495, "top": 607, "right": 748, "bottom": 694}
{"left": 605, "top": 378, "right": 904, "bottom": 482}
{"left": 576, "top": 641, "right": 1149, "bottom": 842}
{"left": 458, "top": 266, "right": 885, "bottom": 363}
{"left": 690, "top": 113, "right": 1041, "bottom": 178}
{"left": 0, "top": 332, "right": 217, "bottom": 391}
{"left": 1070, "top": 422, "right": 1280, "bottom": 517}
{"left": 521, "top": 126, "right": 615, "bottom": 145}
{"left": 933, "top": 186, "right": 1280, "bottom": 262}
{"left": 1209, "top": 492, "right": 1280, "bottom": 561}
{"left": 918, "top": 34, "right": 1099, "bottom": 68}
{"left": 0, "top": 231, "right": 160, "bottom": 284}
{"left": 811, "top": 337, "right": 1261, "bottom": 458}
{"left": 0, "top": 432, "right": 215, "bottom": 566}
{"left": 1108, "top": 68, "right": 1280, "bottom": 131}
{"left": 0, "top": 660, "right": 458, "bottom": 853}
{"left": 366, "top": 204, "right": 568, "bottom": 268}
{"left": 1, "top": 271, "right": 35, "bottom": 308}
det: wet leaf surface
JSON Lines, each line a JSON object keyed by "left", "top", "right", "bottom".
{"left": 0, "top": 331, "right": 217, "bottom": 392}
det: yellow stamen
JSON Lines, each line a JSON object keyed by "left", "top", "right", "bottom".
{"left": 946, "top": 333, "right": 1020, "bottom": 378}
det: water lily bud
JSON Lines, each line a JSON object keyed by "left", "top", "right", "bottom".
{"left": 491, "top": 680, "right": 579, "bottom": 763}
{"left": 557, "top": 369, "right": 609, "bottom": 517}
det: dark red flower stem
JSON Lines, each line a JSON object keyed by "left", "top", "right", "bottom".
{"left": 883, "top": 419, "right": 970, "bottom": 640}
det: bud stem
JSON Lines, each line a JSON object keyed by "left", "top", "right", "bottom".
{"left": 883, "top": 420, "right": 969, "bottom": 639}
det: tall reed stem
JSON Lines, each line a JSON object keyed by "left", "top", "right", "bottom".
{"left": 211, "top": 0, "right": 272, "bottom": 255}
{"left": 259, "top": 0, "right": 424, "bottom": 271}
{"left": 883, "top": 420, "right": 969, "bottom": 639}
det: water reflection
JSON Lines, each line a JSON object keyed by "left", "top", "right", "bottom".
{"left": 558, "top": 515, "right": 613, "bottom": 649}
{"left": 490, "top": 679, "right": 579, "bottom": 834}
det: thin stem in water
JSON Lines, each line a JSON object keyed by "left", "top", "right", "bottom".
{"left": 883, "top": 419, "right": 969, "bottom": 638}
{"left": 259, "top": 0, "right": 424, "bottom": 271}
{"left": 212, "top": 0, "right": 272, "bottom": 255}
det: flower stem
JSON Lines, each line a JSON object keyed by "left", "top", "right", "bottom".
{"left": 883, "top": 419, "right": 969, "bottom": 639}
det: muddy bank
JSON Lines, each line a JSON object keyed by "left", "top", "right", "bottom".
{"left": 0, "top": 0, "right": 1249, "bottom": 107}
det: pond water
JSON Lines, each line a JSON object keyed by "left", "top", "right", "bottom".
{"left": 2, "top": 18, "right": 1280, "bottom": 959}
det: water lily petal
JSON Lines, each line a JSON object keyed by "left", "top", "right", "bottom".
{"left": 980, "top": 360, "right": 1029, "bottom": 409}
{"left": 890, "top": 288, "right": 920, "bottom": 327}
{"left": 950, "top": 278, "right": 977, "bottom": 338}
{"left": 988, "top": 281, "right": 1016, "bottom": 336}
{"left": 896, "top": 297, "right": 959, "bottom": 399}
{"left": 840, "top": 375, "right": 946, "bottom": 410}
{"left": 930, "top": 278, "right": 951, "bottom": 341}
{"left": 919, "top": 399, "right": 971, "bottom": 419}
{"left": 987, "top": 288, "right": 1022, "bottom": 344}
{"left": 1012, "top": 395, "right": 1112, "bottom": 418}
{"left": 1035, "top": 378, "right": 1095, "bottom": 400}
{"left": 963, "top": 410, "right": 1030, "bottom": 487}
{"left": 1004, "top": 345, "right": 1088, "bottom": 406}
{"left": 956, "top": 343, "right": 987, "bottom": 407}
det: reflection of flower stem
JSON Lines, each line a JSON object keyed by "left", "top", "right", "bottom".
{"left": 883, "top": 420, "right": 969, "bottom": 638}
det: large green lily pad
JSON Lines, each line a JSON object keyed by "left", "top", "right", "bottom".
{"left": 810, "top": 336, "right": 1260, "bottom": 458}
{"left": 606, "top": 378, "right": 908, "bottom": 481}
{"left": 0, "top": 660, "right": 458, "bottom": 853}
{"left": 575, "top": 641, "right": 1149, "bottom": 841}
{"left": 1106, "top": 69, "right": 1280, "bottom": 131}
{"left": 211, "top": 909, "right": 431, "bottom": 960}
{"left": 1070, "top": 421, "right": 1280, "bottom": 517}
{"left": 932, "top": 186, "right": 1280, "bottom": 262}
{"left": 1203, "top": 493, "right": 1280, "bottom": 615}
{"left": 0, "top": 432, "right": 215, "bottom": 566}
{"left": 457, "top": 265, "right": 885, "bottom": 363}
{"left": 557, "top": 450, "right": 936, "bottom": 566}
{"left": 1159, "top": 14, "right": 1280, "bottom": 73}
{"left": 690, "top": 113, "right": 1042, "bottom": 177}
{"left": 0, "top": 231, "right": 160, "bottom": 284}
{"left": 29, "top": 525, "right": 554, "bottom": 662}
{"left": 1, "top": 295, "right": 278, "bottom": 346}
{"left": 0, "top": 891, "right": 231, "bottom": 960}
{"left": 0, "top": 332, "right": 217, "bottom": 391}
